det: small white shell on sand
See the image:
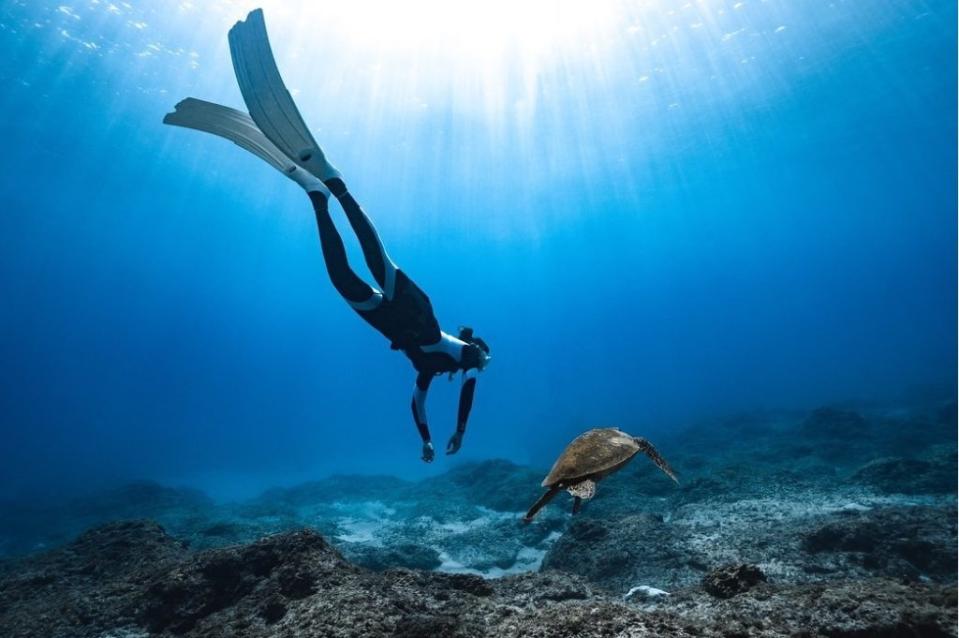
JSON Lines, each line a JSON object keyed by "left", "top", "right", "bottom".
{"left": 624, "top": 585, "right": 670, "bottom": 601}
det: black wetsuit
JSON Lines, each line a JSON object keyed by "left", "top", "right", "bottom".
{"left": 308, "top": 178, "right": 480, "bottom": 446}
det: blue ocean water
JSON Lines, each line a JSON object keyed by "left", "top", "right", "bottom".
{"left": 0, "top": 0, "right": 954, "bottom": 502}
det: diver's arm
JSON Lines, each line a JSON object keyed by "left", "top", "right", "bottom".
{"left": 412, "top": 372, "right": 435, "bottom": 462}
{"left": 457, "top": 368, "right": 478, "bottom": 432}
{"left": 446, "top": 369, "right": 478, "bottom": 455}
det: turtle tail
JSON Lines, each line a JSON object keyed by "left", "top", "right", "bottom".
{"left": 634, "top": 437, "right": 679, "bottom": 484}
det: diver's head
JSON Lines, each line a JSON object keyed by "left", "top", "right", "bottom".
{"left": 458, "top": 325, "right": 491, "bottom": 371}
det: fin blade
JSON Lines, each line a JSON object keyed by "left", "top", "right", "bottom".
{"left": 163, "top": 97, "right": 292, "bottom": 174}
{"left": 228, "top": 10, "right": 339, "bottom": 180}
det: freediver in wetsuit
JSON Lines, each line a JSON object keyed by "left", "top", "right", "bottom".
{"left": 163, "top": 10, "right": 490, "bottom": 463}
{"left": 309, "top": 178, "right": 491, "bottom": 462}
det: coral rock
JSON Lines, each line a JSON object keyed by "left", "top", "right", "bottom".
{"left": 702, "top": 564, "right": 766, "bottom": 599}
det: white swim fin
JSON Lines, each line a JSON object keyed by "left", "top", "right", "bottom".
{"left": 163, "top": 97, "right": 330, "bottom": 195}
{"left": 228, "top": 9, "right": 342, "bottom": 182}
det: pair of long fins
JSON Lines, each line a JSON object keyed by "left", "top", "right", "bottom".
{"left": 163, "top": 9, "right": 340, "bottom": 187}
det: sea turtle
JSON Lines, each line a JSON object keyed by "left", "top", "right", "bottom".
{"left": 523, "top": 427, "right": 678, "bottom": 522}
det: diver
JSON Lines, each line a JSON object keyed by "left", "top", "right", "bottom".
{"left": 163, "top": 9, "right": 490, "bottom": 463}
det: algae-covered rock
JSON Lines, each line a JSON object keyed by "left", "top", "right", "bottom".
{"left": 541, "top": 512, "right": 696, "bottom": 592}
{"left": 702, "top": 564, "right": 766, "bottom": 599}
{"left": 803, "top": 506, "right": 957, "bottom": 581}
{"left": 0, "top": 520, "right": 188, "bottom": 638}
{"left": 666, "top": 578, "right": 957, "bottom": 638}
{"left": 142, "top": 529, "right": 348, "bottom": 634}
{"left": 1, "top": 520, "right": 957, "bottom": 638}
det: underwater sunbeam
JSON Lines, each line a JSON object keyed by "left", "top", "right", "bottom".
{"left": 255, "top": 0, "right": 622, "bottom": 63}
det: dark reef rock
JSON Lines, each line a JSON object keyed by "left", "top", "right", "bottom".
{"left": 852, "top": 455, "right": 956, "bottom": 494}
{"left": 435, "top": 571, "right": 496, "bottom": 597}
{"left": 541, "top": 512, "right": 697, "bottom": 592}
{"left": 496, "top": 570, "right": 595, "bottom": 604}
{"left": 666, "top": 578, "right": 957, "bottom": 638}
{"left": 142, "top": 529, "right": 348, "bottom": 634}
{"left": 0, "top": 520, "right": 956, "bottom": 638}
{"left": 803, "top": 506, "right": 957, "bottom": 581}
{"left": 702, "top": 564, "right": 766, "bottom": 598}
{"left": 0, "top": 520, "right": 188, "bottom": 638}
{"left": 341, "top": 542, "right": 442, "bottom": 571}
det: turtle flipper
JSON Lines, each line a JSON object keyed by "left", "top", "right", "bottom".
{"left": 566, "top": 478, "right": 596, "bottom": 500}
{"left": 523, "top": 485, "right": 562, "bottom": 523}
{"left": 572, "top": 496, "right": 584, "bottom": 515}
{"left": 634, "top": 437, "right": 679, "bottom": 483}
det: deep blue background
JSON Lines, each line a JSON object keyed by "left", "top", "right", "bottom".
{"left": 0, "top": 0, "right": 954, "bottom": 499}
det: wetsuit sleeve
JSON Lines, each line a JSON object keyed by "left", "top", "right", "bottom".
{"left": 456, "top": 368, "right": 478, "bottom": 433}
{"left": 411, "top": 371, "right": 433, "bottom": 443}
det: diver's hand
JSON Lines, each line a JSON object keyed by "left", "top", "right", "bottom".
{"left": 421, "top": 441, "right": 435, "bottom": 463}
{"left": 446, "top": 431, "right": 463, "bottom": 455}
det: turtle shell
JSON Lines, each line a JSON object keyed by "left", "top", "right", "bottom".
{"left": 542, "top": 428, "right": 640, "bottom": 487}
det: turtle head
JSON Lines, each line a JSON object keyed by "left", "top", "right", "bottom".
{"left": 633, "top": 437, "right": 679, "bottom": 484}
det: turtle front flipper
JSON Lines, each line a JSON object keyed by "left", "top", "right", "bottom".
{"left": 634, "top": 437, "right": 679, "bottom": 483}
{"left": 567, "top": 479, "right": 596, "bottom": 515}
{"left": 523, "top": 484, "right": 562, "bottom": 523}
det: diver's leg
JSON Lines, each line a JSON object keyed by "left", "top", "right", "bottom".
{"left": 324, "top": 178, "right": 399, "bottom": 300}
{"left": 309, "top": 191, "right": 383, "bottom": 310}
